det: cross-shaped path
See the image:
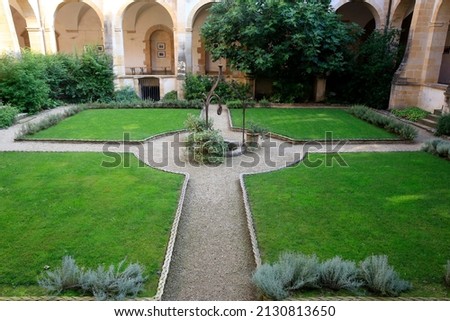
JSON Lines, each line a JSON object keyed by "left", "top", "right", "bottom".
{"left": 0, "top": 105, "right": 433, "bottom": 300}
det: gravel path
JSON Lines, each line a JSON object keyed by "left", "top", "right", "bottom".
{"left": 0, "top": 105, "right": 438, "bottom": 301}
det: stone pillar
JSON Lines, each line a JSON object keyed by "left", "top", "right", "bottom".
{"left": 184, "top": 28, "right": 193, "bottom": 74}
{"left": 390, "top": 0, "right": 434, "bottom": 107}
{"left": 175, "top": 0, "right": 187, "bottom": 99}
{"left": 421, "top": 22, "right": 450, "bottom": 84}
{"left": 27, "top": 27, "right": 45, "bottom": 53}
{"left": 0, "top": 0, "right": 20, "bottom": 53}
{"left": 445, "top": 85, "right": 450, "bottom": 112}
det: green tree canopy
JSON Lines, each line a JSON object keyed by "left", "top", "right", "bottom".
{"left": 201, "top": 0, "right": 361, "bottom": 82}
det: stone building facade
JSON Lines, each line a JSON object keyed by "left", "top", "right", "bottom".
{"left": 1, "top": 0, "right": 449, "bottom": 112}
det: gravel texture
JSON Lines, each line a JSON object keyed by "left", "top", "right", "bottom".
{"left": 0, "top": 105, "right": 441, "bottom": 301}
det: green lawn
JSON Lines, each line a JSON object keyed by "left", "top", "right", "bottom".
{"left": 245, "top": 152, "right": 450, "bottom": 297}
{"left": 230, "top": 108, "right": 397, "bottom": 140}
{"left": 0, "top": 152, "right": 184, "bottom": 297}
{"left": 27, "top": 109, "right": 199, "bottom": 141}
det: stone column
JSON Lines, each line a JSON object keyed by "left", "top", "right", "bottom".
{"left": 390, "top": 0, "right": 434, "bottom": 107}
{"left": 175, "top": 0, "right": 187, "bottom": 99}
{"left": 0, "top": 0, "right": 20, "bottom": 52}
{"left": 27, "top": 27, "right": 45, "bottom": 53}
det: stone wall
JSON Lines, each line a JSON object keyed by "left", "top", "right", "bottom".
{"left": 1, "top": 0, "right": 448, "bottom": 108}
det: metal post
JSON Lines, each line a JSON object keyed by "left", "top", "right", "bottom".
{"left": 204, "top": 65, "right": 223, "bottom": 128}
{"left": 242, "top": 101, "right": 246, "bottom": 145}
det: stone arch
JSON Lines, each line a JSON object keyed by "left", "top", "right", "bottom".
{"left": 54, "top": 1, "right": 104, "bottom": 53}
{"left": 55, "top": 0, "right": 104, "bottom": 24}
{"left": 333, "top": 0, "right": 382, "bottom": 29}
{"left": 115, "top": 0, "right": 176, "bottom": 31}
{"left": 190, "top": 2, "right": 216, "bottom": 75}
{"left": 335, "top": 1, "right": 381, "bottom": 37}
{"left": 9, "top": 0, "right": 38, "bottom": 27}
{"left": 186, "top": 0, "right": 216, "bottom": 30}
{"left": 8, "top": 0, "right": 42, "bottom": 50}
{"left": 144, "top": 25, "right": 175, "bottom": 74}
{"left": 121, "top": 1, "right": 174, "bottom": 75}
{"left": 391, "top": 0, "right": 415, "bottom": 29}
{"left": 430, "top": 0, "right": 450, "bottom": 84}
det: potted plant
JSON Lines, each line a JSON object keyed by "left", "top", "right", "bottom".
{"left": 246, "top": 121, "right": 268, "bottom": 148}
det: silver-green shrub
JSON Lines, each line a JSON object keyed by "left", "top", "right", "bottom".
{"left": 436, "top": 141, "right": 450, "bottom": 158}
{"left": 319, "top": 256, "right": 363, "bottom": 291}
{"left": 38, "top": 256, "right": 146, "bottom": 300}
{"left": 252, "top": 252, "right": 320, "bottom": 300}
{"left": 252, "top": 263, "right": 290, "bottom": 300}
{"left": 349, "top": 105, "right": 418, "bottom": 140}
{"left": 38, "top": 256, "right": 82, "bottom": 294}
{"left": 79, "top": 260, "right": 146, "bottom": 301}
{"left": 422, "top": 139, "right": 450, "bottom": 159}
{"left": 360, "top": 255, "right": 412, "bottom": 296}
{"left": 278, "top": 252, "right": 320, "bottom": 291}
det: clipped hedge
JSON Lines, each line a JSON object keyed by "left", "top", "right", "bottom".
{"left": 349, "top": 105, "right": 417, "bottom": 140}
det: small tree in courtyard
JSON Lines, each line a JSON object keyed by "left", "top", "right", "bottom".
{"left": 201, "top": 0, "right": 361, "bottom": 102}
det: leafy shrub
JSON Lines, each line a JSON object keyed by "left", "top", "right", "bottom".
{"left": 186, "top": 129, "right": 226, "bottom": 164}
{"left": 38, "top": 256, "right": 146, "bottom": 300}
{"left": 445, "top": 261, "right": 450, "bottom": 287}
{"left": 0, "top": 104, "right": 19, "bottom": 128}
{"left": 185, "top": 113, "right": 226, "bottom": 164}
{"left": 38, "top": 256, "right": 81, "bottom": 294}
{"left": 184, "top": 114, "right": 212, "bottom": 133}
{"left": 359, "top": 255, "right": 412, "bottom": 296}
{"left": 226, "top": 99, "right": 256, "bottom": 109}
{"left": 79, "top": 260, "right": 146, "bottom": 301}
{"left": 114, "top": 87, "right": 140, "bottom": 103}
{"left": 328, "top": 29, "right": 402, "bottom": 109}
{"left": 184, "top": 73, "right": 251, "bottom": 102}
{"left": 422, "top": 139, "right": 450, "bottom": 159}
{"left": 162, "top": 90, "right": 178, "bottom": 101}
{"left": 391, "top": 107, "right": 429, "bottom": 122}
{"left": 184, "top": 73, "right": 211, "bottom": 100}
{"left": 0, "top": 50, "right": 49, "bottom": 113}
{"left": 319, "top": 257, "right": 362, "bottom": 291}
{"left": 74, "top": 46, "right": 115, "bottom": 103}
{"left": 436, "top": 114, "right": 450, "bottom": 136}
{"left": 226, "top": 100, "right": 244, "bottom": 109}
{"left": 252, "top": 252, "right": 320, "bottom": 300}
{"left": 0, "top": 48, "right": 115, "bottom": 111}
{"left": 258, "top": 98, "right": 271, "bottom": 107}
{"left": 349, "top": 105, "right": 417, "bottom": 140}
{"left": 44, "top": 53, "right": 78, "bottom": 105}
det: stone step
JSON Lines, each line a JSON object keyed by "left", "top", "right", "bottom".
{"left": 433, "top": 109, "right": 442, "bottom": 116}
{"left": 417, "top": 118, "right": 438, "bottom": 129}
{"left": 425, "top": 114, "right": 440, "bottom": 122}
